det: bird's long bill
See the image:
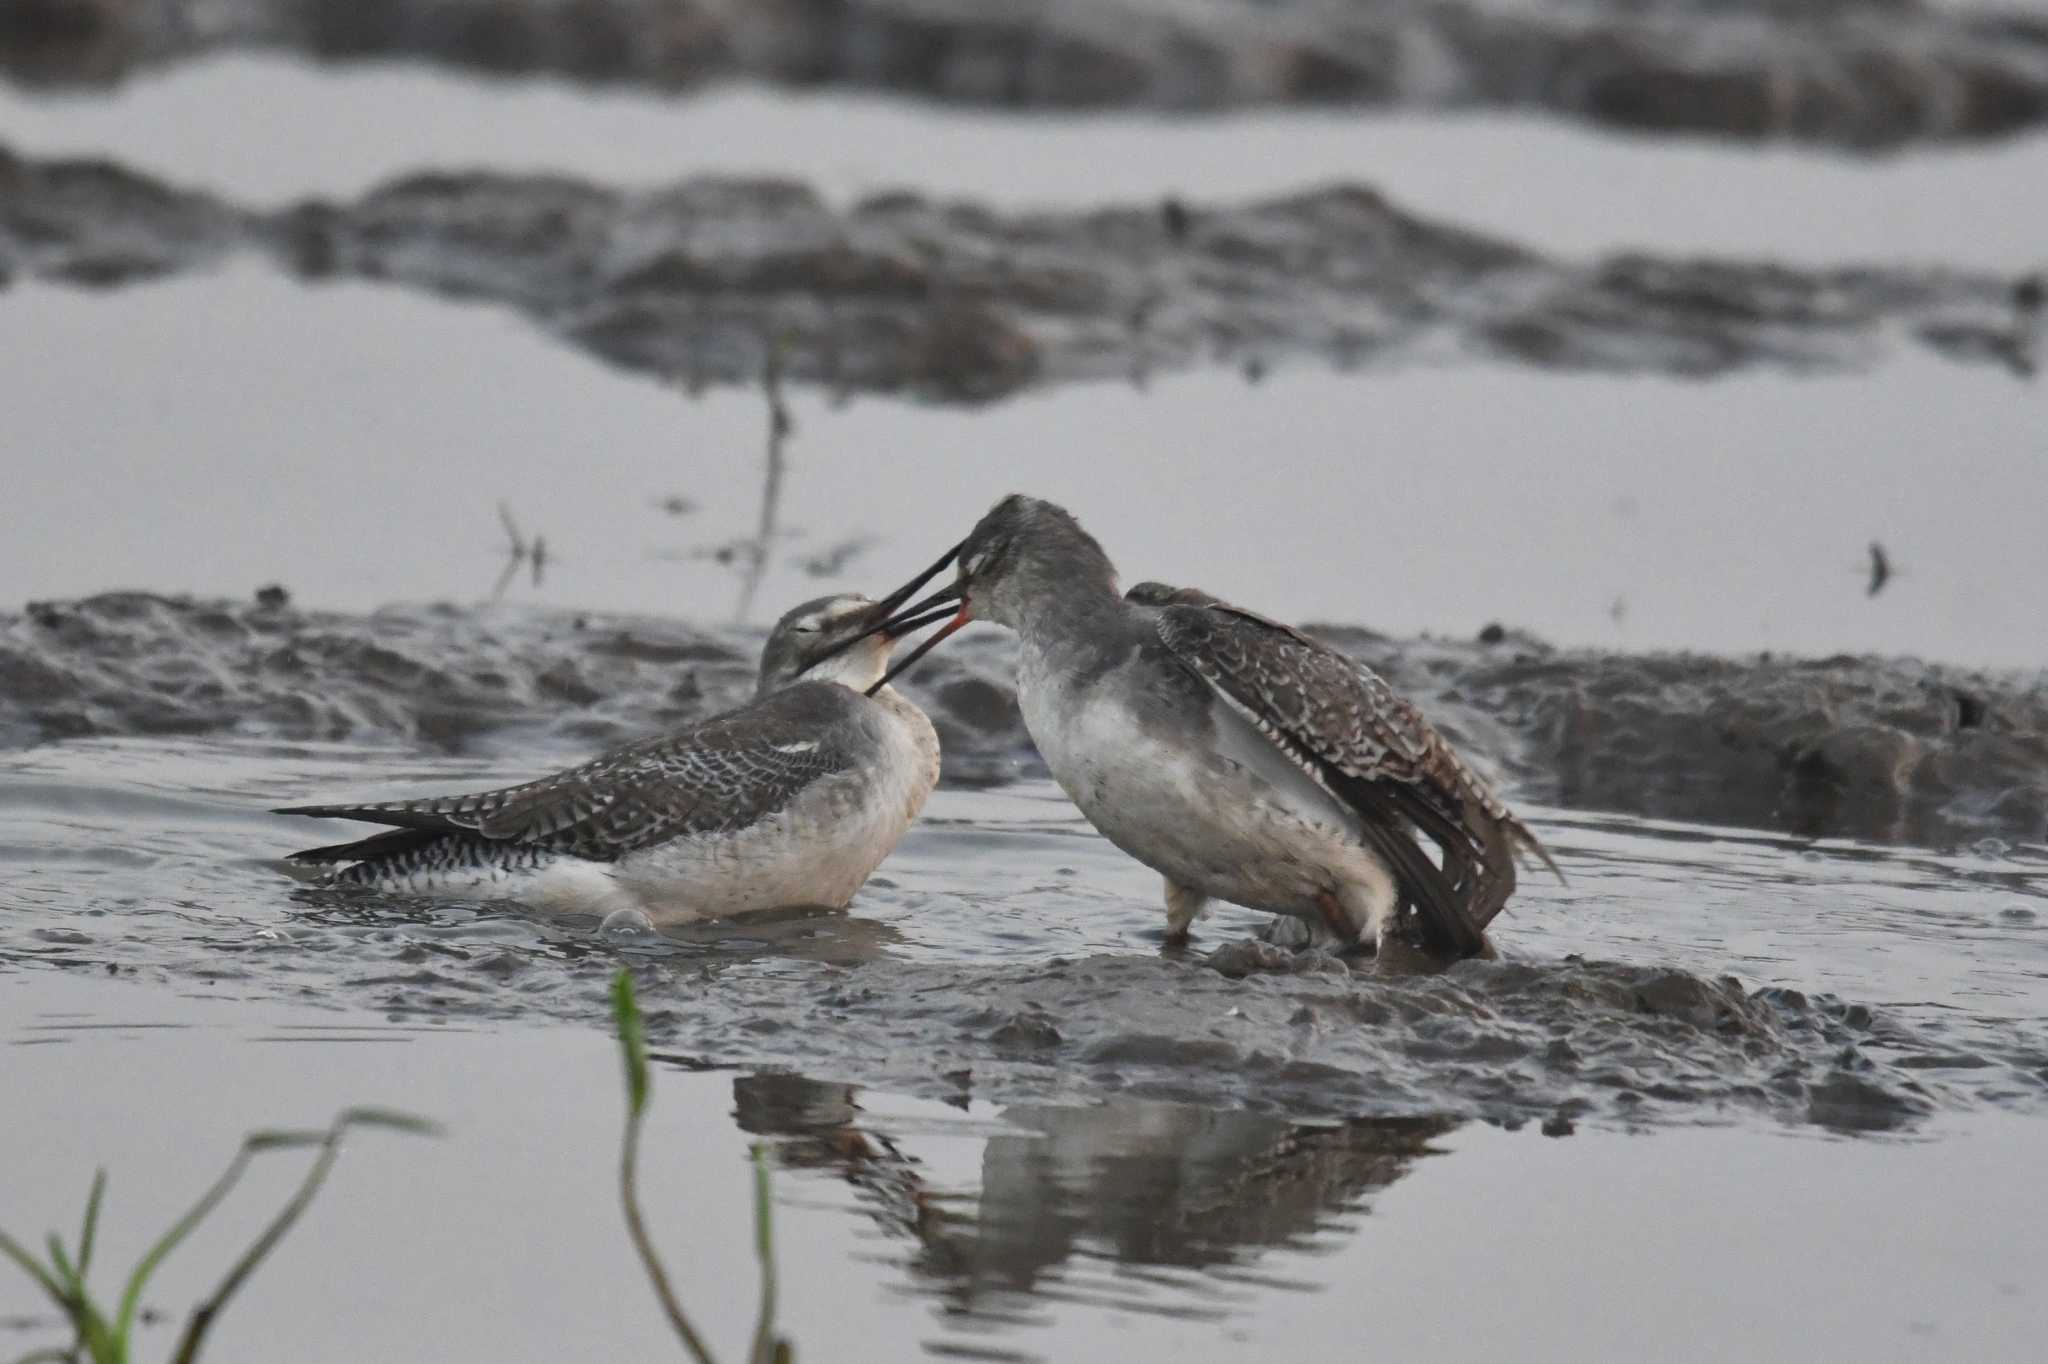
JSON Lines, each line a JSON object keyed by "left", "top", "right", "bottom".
{"left": 866, "top": 607, "right": 972, "bottom": 697}
{"left": 817, "top": 540, "right": 967, "bottom": 664}
{"left": 875, "top": 540, "right": 966, "bottom": 618}
{"left": 880, "top": 604, "right": 960, "bottom": 639}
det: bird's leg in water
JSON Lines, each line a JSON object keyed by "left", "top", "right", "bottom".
{"left": 1163, "top": 880, "right": 1209, "bottom": 943}
{"left": 1315, "top": 891, "right": 1372, "bottom": 954}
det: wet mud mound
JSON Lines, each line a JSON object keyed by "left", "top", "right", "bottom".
{"left": 730, "top": 952, "right": 1964, "bottom": 1133}
{"left": 0, "top": 591, "right": 760, "bottom": 754}
{"left": 1331, "top": 626, "right": 2048, "bottom": 845}
{"left": 3, "top": 591, "right": 2043, "bottom": 844}
{"left": 6, "top": 0, "right": 2048, "bottom": 150}
{"left": 3, "top": 147, "right": 2041, "bottom": 400}
{"left": 274, "top": 938, "right": 2034, "bottom": 1135}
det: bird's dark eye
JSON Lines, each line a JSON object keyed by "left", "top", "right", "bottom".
{"left": 793, "top": 623, "right": 819, "bottom": 635}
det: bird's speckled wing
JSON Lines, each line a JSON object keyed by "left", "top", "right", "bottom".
{"left": 279, "top": 682, "right": 867, "bottom": 862}
{"left": 1152, "top": 600, "right": 1524, "bottom": 950}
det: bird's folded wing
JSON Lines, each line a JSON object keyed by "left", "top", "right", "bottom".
{"left": 276, "top": 683, "right": 864, "bottom": 860}
{"left": 1153, "top": 602, "right": 1487, "bottom": 951}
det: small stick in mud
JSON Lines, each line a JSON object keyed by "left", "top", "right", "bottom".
{"left": 493, "top": 502, "right": 550, "bottom": 598}
{"left": 1868, "top": 541, "right": 1893, "bottom": 598}
{"left": 733, "top": 335, "right": 794, "bottom": 625}
{"left": 1160, "top": 195, "right": 1192, "bottom": 244}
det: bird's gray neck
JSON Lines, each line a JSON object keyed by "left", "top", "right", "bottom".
{"left": 1006, "top": 572, "right": 1138, "bottom": 678}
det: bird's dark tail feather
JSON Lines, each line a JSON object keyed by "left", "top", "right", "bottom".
{"left": 1509, "top": 818, "right": 1568, "bottom": 886}
{"left": 285, "top": 826, "right": 444, "bottom": 864}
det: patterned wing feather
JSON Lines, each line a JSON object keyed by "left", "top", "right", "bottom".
{"left": 278, "top": 683, "right": 864, "bottom": 862}
{"left": 1154, "top": 600, "right": 1541, "bottom": 949}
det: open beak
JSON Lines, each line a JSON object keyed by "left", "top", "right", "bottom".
{"left": 874, "top": 540, "right": 965, "bottom": 621}
{"left": 866, "top": 599, "right": 973, "bottom": 697}
{"left": 814, "top": 540, "right": 966, "bottom": 664}
{"left": 877, "top": 602, "right": 959, "bottom": 640}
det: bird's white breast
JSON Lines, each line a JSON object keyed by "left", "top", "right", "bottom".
{"left": 1020, "top": 649, "right": 1377, "bottom": 916}
{"left": 613, "top": 688, "right": 938, "bottom": 923}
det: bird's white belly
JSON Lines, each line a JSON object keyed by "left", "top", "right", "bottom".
{"left": 614, "top": 707, "right": 936, "bottom": 924}
{"left": 1023, "top": 678, "right": 1373, "bottom": 917}
{"left": 612, "top": 777, "right": 905, "bottom": 922}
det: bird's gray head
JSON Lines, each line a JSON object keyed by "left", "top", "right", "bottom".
{"left": 756, "top": 594, "right": 896, "bottom": 695}
{"left": 947, "top": 494, "right": 1119, "bottom": 631}
{"left": 844, "top": 495, "right": 1123, "bottom": 698}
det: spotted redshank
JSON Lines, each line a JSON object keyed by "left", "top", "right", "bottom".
{"left": 861, "top": 496, "right": 1558, "bottom": 957}
{"left": 274, "top": 589, "right": 954, "bottom": 922}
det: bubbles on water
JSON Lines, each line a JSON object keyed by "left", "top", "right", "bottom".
{"left": 1998, "top": 905, "right": 2037, "bottom": 923}
{"left": 599, "top": 908, "right": 659, "bottom": 942}
{"left": 1972, "top": 837, "right": 2012, "bottom": 858}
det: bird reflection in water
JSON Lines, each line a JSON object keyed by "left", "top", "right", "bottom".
{"left": 732, "top": 1073, "right": 1457, "bottom": 1330}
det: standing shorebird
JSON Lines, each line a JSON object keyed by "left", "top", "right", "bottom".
{"left": 273, "top": 591, "right": 952, "bottom": 922}
{"left": 859, "top": 496, "right": 1558, "bottom": 957}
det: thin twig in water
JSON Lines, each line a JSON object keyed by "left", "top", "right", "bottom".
{"left": 1867, "top": 541, "right": 1893, "bottom": 597}
{"left": 494, "top": 502, "right": 527, "bottom": 600}
{"left": 493, "top": 503, "right": 551, "bottom": 597}
{"left": 734, "top": 336, "right": 793, "bottom": 626}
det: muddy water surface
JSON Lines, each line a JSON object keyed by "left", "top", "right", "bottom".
{"left": 3, "top": 269, "right": 2045, "bottom": 666}
{"left": 4, "top": 733, "right": 2048, "bottom": 1360}
{"left": 4, "top": 56, "right": 2048, "bottom": 266}
{"left": 6, "top": 30, "right": 2048, "bottom": 1364}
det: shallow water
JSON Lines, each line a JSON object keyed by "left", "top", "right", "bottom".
{"left": 7, "top": 29, "right": 2048, "bottom": 1364}
{"left": 7, "top": 972, "right": 2044, "bottom": 1364}
{"left": 5, "top": 737, "right": 2048, "bottom": 1360}
{"left": 4, "top": 55, "right": 2047, "bottom": 266}
{"left": 5, "top": 735, "right": 2047, "bottom": 1128}
{"left": 4, "top": 268, "right": 2045, "bottom": 667}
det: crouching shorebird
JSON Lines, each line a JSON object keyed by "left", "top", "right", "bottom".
{"left": 273, "top": 587, "right": 955, "bottom": 922}
{"left": 857, "top": 495, "right": 1560, "bottom": 959}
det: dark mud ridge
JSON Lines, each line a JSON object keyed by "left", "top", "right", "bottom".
{"left": 645, "top": 952, "right": 1964, "bottom": 1133}
{"left": 4, "top": 146, "right": 2042, "bottom": 402}
{"left": 240, "top": 913, "right": 2029, "bottom": 1135}
{"left": 7, "top": 0, "right": 2048, "bottom": 150}
{"left": 5, "top": 591, "right": 2043, "bottom": 844}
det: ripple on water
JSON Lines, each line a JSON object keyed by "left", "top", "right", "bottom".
{"left": 3, "top": 739, "right": 2047, "bottom": 1134}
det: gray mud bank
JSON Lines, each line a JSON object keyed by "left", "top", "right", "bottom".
{"left": 535, "top": 947, "right": 1951, "bottom": 1133}
{"left": 3, "top": 145, "right": 2040, "bottom": 401}
{"left": 5, "top": 591, "right": 2042, "bottom": 844}
{"left": 7, "top": 0, "right": 2048, "bottom": 151}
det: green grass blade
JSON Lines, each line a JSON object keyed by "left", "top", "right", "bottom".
{"left": 43, "top": 1237, "right": 76, "bottom": 1296}
{"left": 612, "top": 971, "right": 716, "bottom": 1364}
{"left": 5, "top": 1223, "right": 112, "bottom": 1364}
{"left": 168, "top": 1108, "right": 435, "bottom": 1364}
{"left": 747, "top": 1146, "right": 781, "bottom": 1364}
{"left": 0, "top": 1230, "right": 67, "bottom": 1311}
{"left": 75, "top": 1171, "right": 106, "bottom": 1284}
{"left": 612, "top": 969, "right": 649, "bottom": 1120}
{"left": 240, "top": 1130, "right": 330, "bottom": 1153}
{"left": 335, "top": 1108, "right": 442, "bottom": 1138}
{"left": 75, "top": 1300, "right": 120, "bottom": 1364}
{"left": 113, "top": 1147, "right": 255, "bottom": 1346}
